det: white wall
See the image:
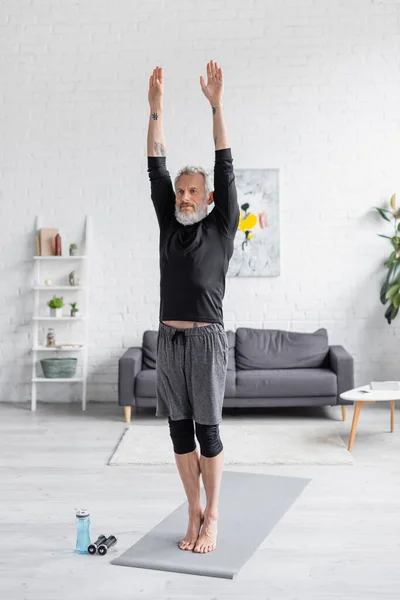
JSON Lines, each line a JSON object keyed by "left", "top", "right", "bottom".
{"left": 1, "top": 0, "right": 400, "bottom": 404}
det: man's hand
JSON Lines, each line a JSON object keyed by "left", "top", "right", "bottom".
{"left": 200, "top": 60, "right": 223, "bottom": 106}
{"left": 148, "top": 66, "right": 163, "bottom": 109}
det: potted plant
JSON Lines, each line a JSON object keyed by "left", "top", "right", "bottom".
{"left": 69, "top": 243, "right": 78, "bottom": 256}
{"left": 70, "top": 302, "right": 79, "bottom": 317}
{"left": 47, "top": 295, "right": 64, "bottom": 318}
{"left": 375, "top": 193, "right": 400, "bottom": 324}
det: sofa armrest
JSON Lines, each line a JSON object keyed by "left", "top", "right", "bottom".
{"left": 328, "top": 345, "right": 354, "bottom": 404}
{"left": 118, "top": 347, "right": 143, "bottom": 407}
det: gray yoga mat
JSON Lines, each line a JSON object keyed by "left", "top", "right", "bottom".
{"left": 111, "top": 471, "right": 311, "bottom": 579}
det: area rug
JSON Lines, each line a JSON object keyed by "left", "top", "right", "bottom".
{"left": 108, "top": 416, "right": 354, "bottom": 465}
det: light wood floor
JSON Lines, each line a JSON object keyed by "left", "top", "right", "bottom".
{"left": 1, "top": 401, "right": 399, "bottom": 599}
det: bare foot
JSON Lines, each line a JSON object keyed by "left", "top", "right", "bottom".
{"left": 193, "top": 514, "right": 218, "bottom": 554}
{"left": 179, "top": 507, "right": 205, "bottom": 551}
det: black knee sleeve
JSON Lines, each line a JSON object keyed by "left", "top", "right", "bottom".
{"left": 195, "top": 422, "right": 223, "bottom": 458}
{"left": 168, "top": 418, "right": 196, "bottom": 455}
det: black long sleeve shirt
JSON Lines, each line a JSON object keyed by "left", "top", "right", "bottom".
{"left": 148, "top": 148, "right": 240, "bottom": 327}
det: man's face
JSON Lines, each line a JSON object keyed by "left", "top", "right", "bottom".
{"left": 175, "top": 174, "right": 213, "bottom": 225}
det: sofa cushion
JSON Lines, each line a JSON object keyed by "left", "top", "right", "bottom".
{"left": 135, "top": 369, "right": 236, "bottom": 399}
{"left": 141, "top": 329, "right": 235, "bottom": 371}
{"left": 224, "top": 370, "right": 236, "bottom": 397}
{"left": 142, "top": 331, "right": 158, "bottom": 369}
{"left": 226, "top": 330, "right": 236, "bottom": 371}
{"left": 135, "top": 368, "right": 155, "bottom": 397}
{"left": 235, "top": 328, "right": 329, "bottom": 370}
{"left": 236, "top": 368, "right": 337, "bottom": 398}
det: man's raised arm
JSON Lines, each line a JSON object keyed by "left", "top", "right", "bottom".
{"left": 200, "top": 60, "right": 229, "bottom": 150}
{"left": 200, "top": 60, "right": 239, "bottom": 238}
{"left": 147, "top": 66, "right": 166, "bottom": 157}
{"left": 147, "top": 66, "right": 175, "bottom": 227}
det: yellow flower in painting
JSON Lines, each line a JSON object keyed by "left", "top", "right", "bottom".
{"left": 238, "top": 211, "right": 257, "bottom": 234}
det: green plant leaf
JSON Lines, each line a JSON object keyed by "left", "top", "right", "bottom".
{"left": 373, "top": 206, "right": 392, "bottom": 213}
{"left": 381, "top": 266, "right": 400, "bottom": 303}
{"left": 386, "top": 263, "right": 398, "bottom": 280}
{"left": 385, "top": 303, "right": 395, "bottom": 322}
{"left": 386, "top": 284, "right": 400, "bottom": 299}
{"left": 393, "top": 294, "right": 400, "bottom": 309}
{"left": 384, "top": 258, "right": 398, "bottom": 267}
{"left": 384, "top": 250, "right": 397, "bottom": 267}
{"left": 378, "top": 234, "right": 393, "bottom": 241}
{"left": 47, "top": 295, "right": 64, "bottom": 309}
{"left": 374, "top": 207, "right": 392, "bottom": 222}
{"left": 385, "top": 303, "right": 399, "bottom": 324}
{"left": 380, "top": 280, "right": 391, "bottom": 304}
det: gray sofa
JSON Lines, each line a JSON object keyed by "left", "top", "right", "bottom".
{"left": 118, "top": 327, "right": 354, "bottom": 423}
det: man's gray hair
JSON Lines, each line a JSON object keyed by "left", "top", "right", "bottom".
{"left": 174, "top": 166, "right": 213, "bottom": 199}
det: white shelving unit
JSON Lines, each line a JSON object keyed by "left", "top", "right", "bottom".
{"left": 31, "top": 215, "right": 91, "bottom": 412}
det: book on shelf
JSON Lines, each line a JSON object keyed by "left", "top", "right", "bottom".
{"left": 37, "top": 228, "right": 59, "bottom": 256}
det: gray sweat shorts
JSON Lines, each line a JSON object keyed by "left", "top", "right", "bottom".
{"left": 156, "top": 321, "right": 229, "bottom": 426}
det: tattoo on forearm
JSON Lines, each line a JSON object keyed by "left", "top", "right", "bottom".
{"left": 212, "top": 106, "right": 216, "bottom": 115}
{"left": 153, "top": 141, "right": 165, "bottom": 157}
{"left": 151, "top": 112, "right": 158, "bottom": 120}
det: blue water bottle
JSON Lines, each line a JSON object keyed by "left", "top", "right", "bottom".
{"left": 75, "top": 509, "right": 91, "bottom": 554}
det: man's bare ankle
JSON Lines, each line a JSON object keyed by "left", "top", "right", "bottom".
{"left": 204, "top": 511, "right": 218, "bottom": 521}
{"left": 188, "top": 504, "right": 204, "bottom": 514}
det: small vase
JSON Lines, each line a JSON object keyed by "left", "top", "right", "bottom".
{"left": 50, "top": 308, "right": 63, "bottom": 318}
{"left": 71, "top": 310, "right": 78, "bottom": 318}
{"left": 69, "top": 271, "right": 79, "bottom": 286}
{"left": 69, "top": 247, "right": 78, "bottom": 256}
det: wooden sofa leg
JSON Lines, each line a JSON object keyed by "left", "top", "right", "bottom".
{"left": 341, "top": 405, "right": 347, "bottom": 421}
{"left": 124, "top": 406, "right": 132, "bottom": 424}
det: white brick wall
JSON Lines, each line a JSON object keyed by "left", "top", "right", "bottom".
{"left": 1, "top": 0, "right": 400, "bottom": 404}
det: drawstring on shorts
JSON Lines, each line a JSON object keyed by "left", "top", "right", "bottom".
{"left": 171, "top": 330, "right": 186, "bottom": 343}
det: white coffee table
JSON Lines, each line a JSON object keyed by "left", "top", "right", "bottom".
{"left": 340, "top": 384, "right": 398, "bottom": 451}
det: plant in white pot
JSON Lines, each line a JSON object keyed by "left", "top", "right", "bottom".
{"left": 69, "top": 243, "right": 78, "bottom": 256}
{"left": 70, "top": 302, "right": 79, "bottom": 317}
{"left": 47, "top": 295, "right": 64, "bottom": 318}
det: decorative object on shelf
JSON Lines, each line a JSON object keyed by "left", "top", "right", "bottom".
{"left": 44, "top": 279, "right": 52, "bottom": 286}
{"left": 46, "top": 328, "right": 56, "bottom": 347}
{"left": 55, "top": 233, "right": 62, "bottom": 256}
{"left": 38, "top": 227, "right": 59, "bottom": 256}
{"left": 47, "top": 295, "right": 64, "bottom": 317}
{"left": 40, "top": 357, "right": 77, "bottom": 378}
{"left": 375, "top": 193, "right": 400, "bottom": 324}
{"left": 70, "top": 302, "right": 79, "bottom": 317}
{"left": 69, "top": 243, "right": 78, "bottom": 256}
{"left": 69, "top": 271, "right": 80, "bottom": 286}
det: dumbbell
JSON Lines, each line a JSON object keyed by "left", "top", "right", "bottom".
{"left": 97, "top": 535, "right": 117, "bottom": 556}
{"left": 88, "top": 534, "right": 107, "bottom": 555}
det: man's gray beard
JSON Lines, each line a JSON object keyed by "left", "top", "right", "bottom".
{"left": 175, "top": 201, "right": 208, "bottom": 226}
